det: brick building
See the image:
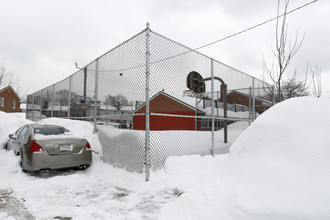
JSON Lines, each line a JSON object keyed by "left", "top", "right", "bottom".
{"left": 220, "top": 89, "right": 271, "bottom": 114}
{"left": 0, "top": 86, "right": 21, "bottom": 113}
{"left": 132, "top": 91, "right": 205, "bottom": 131}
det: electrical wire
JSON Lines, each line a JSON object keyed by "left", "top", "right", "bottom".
{"left": 195, "top": 0, "right": 318, "bottom": 51}
{"left": 89, "top": 0, "right": 319, "bottom": 73}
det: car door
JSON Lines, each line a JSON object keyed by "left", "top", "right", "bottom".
{"left": 14, "top": 126, "right": 29, "bottom": 155}
{"left": 7, "top": 126, "right": 24, "bottom": 153}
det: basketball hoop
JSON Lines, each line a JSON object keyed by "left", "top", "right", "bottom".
{"left": 183, "top": 90, "right": 195, "bottom": 97}
{"left": 183, "top": 90, "right": 208, "bottom": 99}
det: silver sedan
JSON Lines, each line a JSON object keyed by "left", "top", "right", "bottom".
{"left": 6, "top": 124, "right": 92, "bottom": 172}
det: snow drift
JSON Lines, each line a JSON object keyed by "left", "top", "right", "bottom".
{"left": 160, "top": 97, "right": 330, "bottom": 219}
{"left": 0, "top": 112, "right": 32, "bottom": 149}
{"left": 98, "top": 122, "right": 249, "bottom": 172}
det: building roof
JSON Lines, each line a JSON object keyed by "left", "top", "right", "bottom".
{"left": 132, "top": 91, "right": 206, "bottom": 115}
{"left": 0, "top": 85, "right": 21, "bottom": 101}
{"left": 227, "top": 89, "right": 272, "bottom": 106}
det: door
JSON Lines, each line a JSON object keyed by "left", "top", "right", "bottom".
{"left": 7, "top": 126, "right": 24, "bottom": 153}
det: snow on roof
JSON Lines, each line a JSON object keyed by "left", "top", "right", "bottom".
{"left": 181, "top": 93, "right": 250, "bottom": 118}
{"left": 99, "top": 104, "right": 134, "bottom": 111}
{"left": 46, "top": 106, "right": 69, "bottom": 111}
{"left": 0, "top": 85, "right": 21, "bottom": 101}
{"left": 228, "top": 89, "right": 272, "bottom": 106}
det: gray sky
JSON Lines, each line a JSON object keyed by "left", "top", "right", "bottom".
{"left": 0, "top": 0, "right": 329, "bottom": 97}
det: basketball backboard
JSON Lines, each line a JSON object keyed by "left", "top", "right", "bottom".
{"left": 186, "top": 71, "right": 205, "bottom": 93}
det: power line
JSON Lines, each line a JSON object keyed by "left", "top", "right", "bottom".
{"left": 148, "top": 0, "right": 319, "bottom": 68}
{"left": 195, "top": 0, "right": 319, "bottom": 51}
{"left": 92, "top": 0, "right": 319, "bottom": 73}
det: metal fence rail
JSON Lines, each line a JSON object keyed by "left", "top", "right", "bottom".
{"left": 27, "top": 24, "right": 273, "bottom": 180}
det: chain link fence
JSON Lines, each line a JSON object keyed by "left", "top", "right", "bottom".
{"left": 26, "top": 25, "right": 273, "bottom": 180}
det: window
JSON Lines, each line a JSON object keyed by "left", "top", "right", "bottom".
{"left": 18, "top": 126, "right": 28, "bottom": 139}
{"left": 0, "top": 97, "right": 4, "bottom": 107}
{"left": 14, "top": 126, "right": 24, "bottom": 138}
{"left": 12, "top": 100, "right": 16, "bottom": 109}
{"left": 34, "top": 126, "right": 67, "bottom": 135}
{"left": 201, "top": 119, "right": 223, "bottom": 130}
{"left": 201, "top": 119, "right": 210, "bottom": 129}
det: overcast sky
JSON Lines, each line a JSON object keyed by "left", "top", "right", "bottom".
{"left": 0, "top": 0, "right": 329, "bottom": 98}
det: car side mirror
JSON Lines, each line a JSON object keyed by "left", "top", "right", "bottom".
{"left": 9, "top": 134, "right": 17, "bottom": 139}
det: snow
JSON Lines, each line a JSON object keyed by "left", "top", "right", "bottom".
{"left": 159, "top": 97, "right": 330, "bottom": 219}
{"left": 200, "top": 106, "right": 251, "bottom": 119}
{"left": 34, "top": 133, "right": 82, "bottom": 140}
{"left": 99, "top": 122, "right": 248, "bottom": 172}
{"left": 36, "top": 118, "right": 102, "bottom": 153}
{"left": 0, "top": 111, "right": 32, "bottom": 149}
{"left": 0, "top": 97, "right": 330, "bottom": 219}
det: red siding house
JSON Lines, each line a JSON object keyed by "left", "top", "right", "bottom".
{"left": 220, "top": 90, "right": 271, "bottom": 113}
{"left": 133, "top": 91, "right": 205, "bottom": 131}
{"left": 0, "top": 86, "right": 21, "bottom": 113}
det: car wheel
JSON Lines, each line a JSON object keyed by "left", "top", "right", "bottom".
{"left": 4, "top": 143, "right": 8, "bottom": 150}
{"left": 20, "top": 154, "right": 25, "bottom": 171}
{"left": 76, "top": 165, "right": 89, "bottom": 170}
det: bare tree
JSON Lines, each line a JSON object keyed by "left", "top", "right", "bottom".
{"left": 0, "top": 62, "right": 16, "bottom": 88}
{"left": 263, "top": 0, "right": 310, "bottom": 102}
{"left": 310, "top": 64, "right": 322, "bottom": 98}
{"left": 104, "top": 94, "right": 130, "bottom": 107}
{"left": 281, "top": 68, "right": 311, "bottom": 99}
{"left": 0, "top": 61, "right": 22, "bottom": 96}
{"left": 55, "top": 89, "right": 78, "bottom": 107}
{"left": 56, "top": 89, "right": 71, "bottom": 106}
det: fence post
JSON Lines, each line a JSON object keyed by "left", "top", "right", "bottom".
{"left": 31, "top": 94, "right": 35, "bottom": 121}
{"left": 51, "top": 85, "right": 55, "bottom": 118}
{"left": 272, "top": 84, "right": 276, "bottom": 105}
{"left": 26, "top": 95, "right": 29, "bottom": 120}
{"left": 145, "top": 22, "right": 151, "bottom": 181}
{"left": 252, "top": 77, "right": 255, "bottom": 121}
{"left": 211, "top": 59, "right": 215, "bottom": 156}
{"left": 94, "top": 58, "right": 99, "bottom": 133}
{"left": 68, "top": 76, "right": 72, "bottom": 119}
{"left": 40, "top": 91, "right": 43, "bottom": 120}
{"left": 195, "top": 96, "right": 197, "bottom": 131}
{"left": 249, "top": 86, "right": 252, "bottom": 125}
{"left": 217, "top": 91, "right": 219, "bottom": 117}
{"left": 223, "top": 84, "right": 228, "bottom": 143}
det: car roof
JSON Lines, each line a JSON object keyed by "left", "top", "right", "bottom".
{"left": 31, "top": 124, "right": 65, "bottom": 129}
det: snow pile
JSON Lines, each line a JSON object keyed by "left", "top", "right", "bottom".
{"left": 99, "top": 121, "right": 249, "bottom": 172}
{"left": 159, "top": 97, "right": 330, "bottom": 219}
{"left": 98, "top": 126, "right": 145, "bottom": 172}
{"left": 0, "top": 111, "right": 32, "bottom": 149}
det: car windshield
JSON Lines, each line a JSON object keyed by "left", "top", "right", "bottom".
{"left": 34, "top": 127, "right": 66, "bottom": 136}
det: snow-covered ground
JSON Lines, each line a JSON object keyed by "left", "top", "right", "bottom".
{"left": 0, "top": 97, "right": 330, "bottom": 219}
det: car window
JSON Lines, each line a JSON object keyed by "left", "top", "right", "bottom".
{"left": 15, "top": 127, "right": 24, "bottom": 136}
{"left": 18, "top": 126, "right": 28, "bottom": 139}
{"left": 34, "top": 127, "right": 66, "bottom": 136}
